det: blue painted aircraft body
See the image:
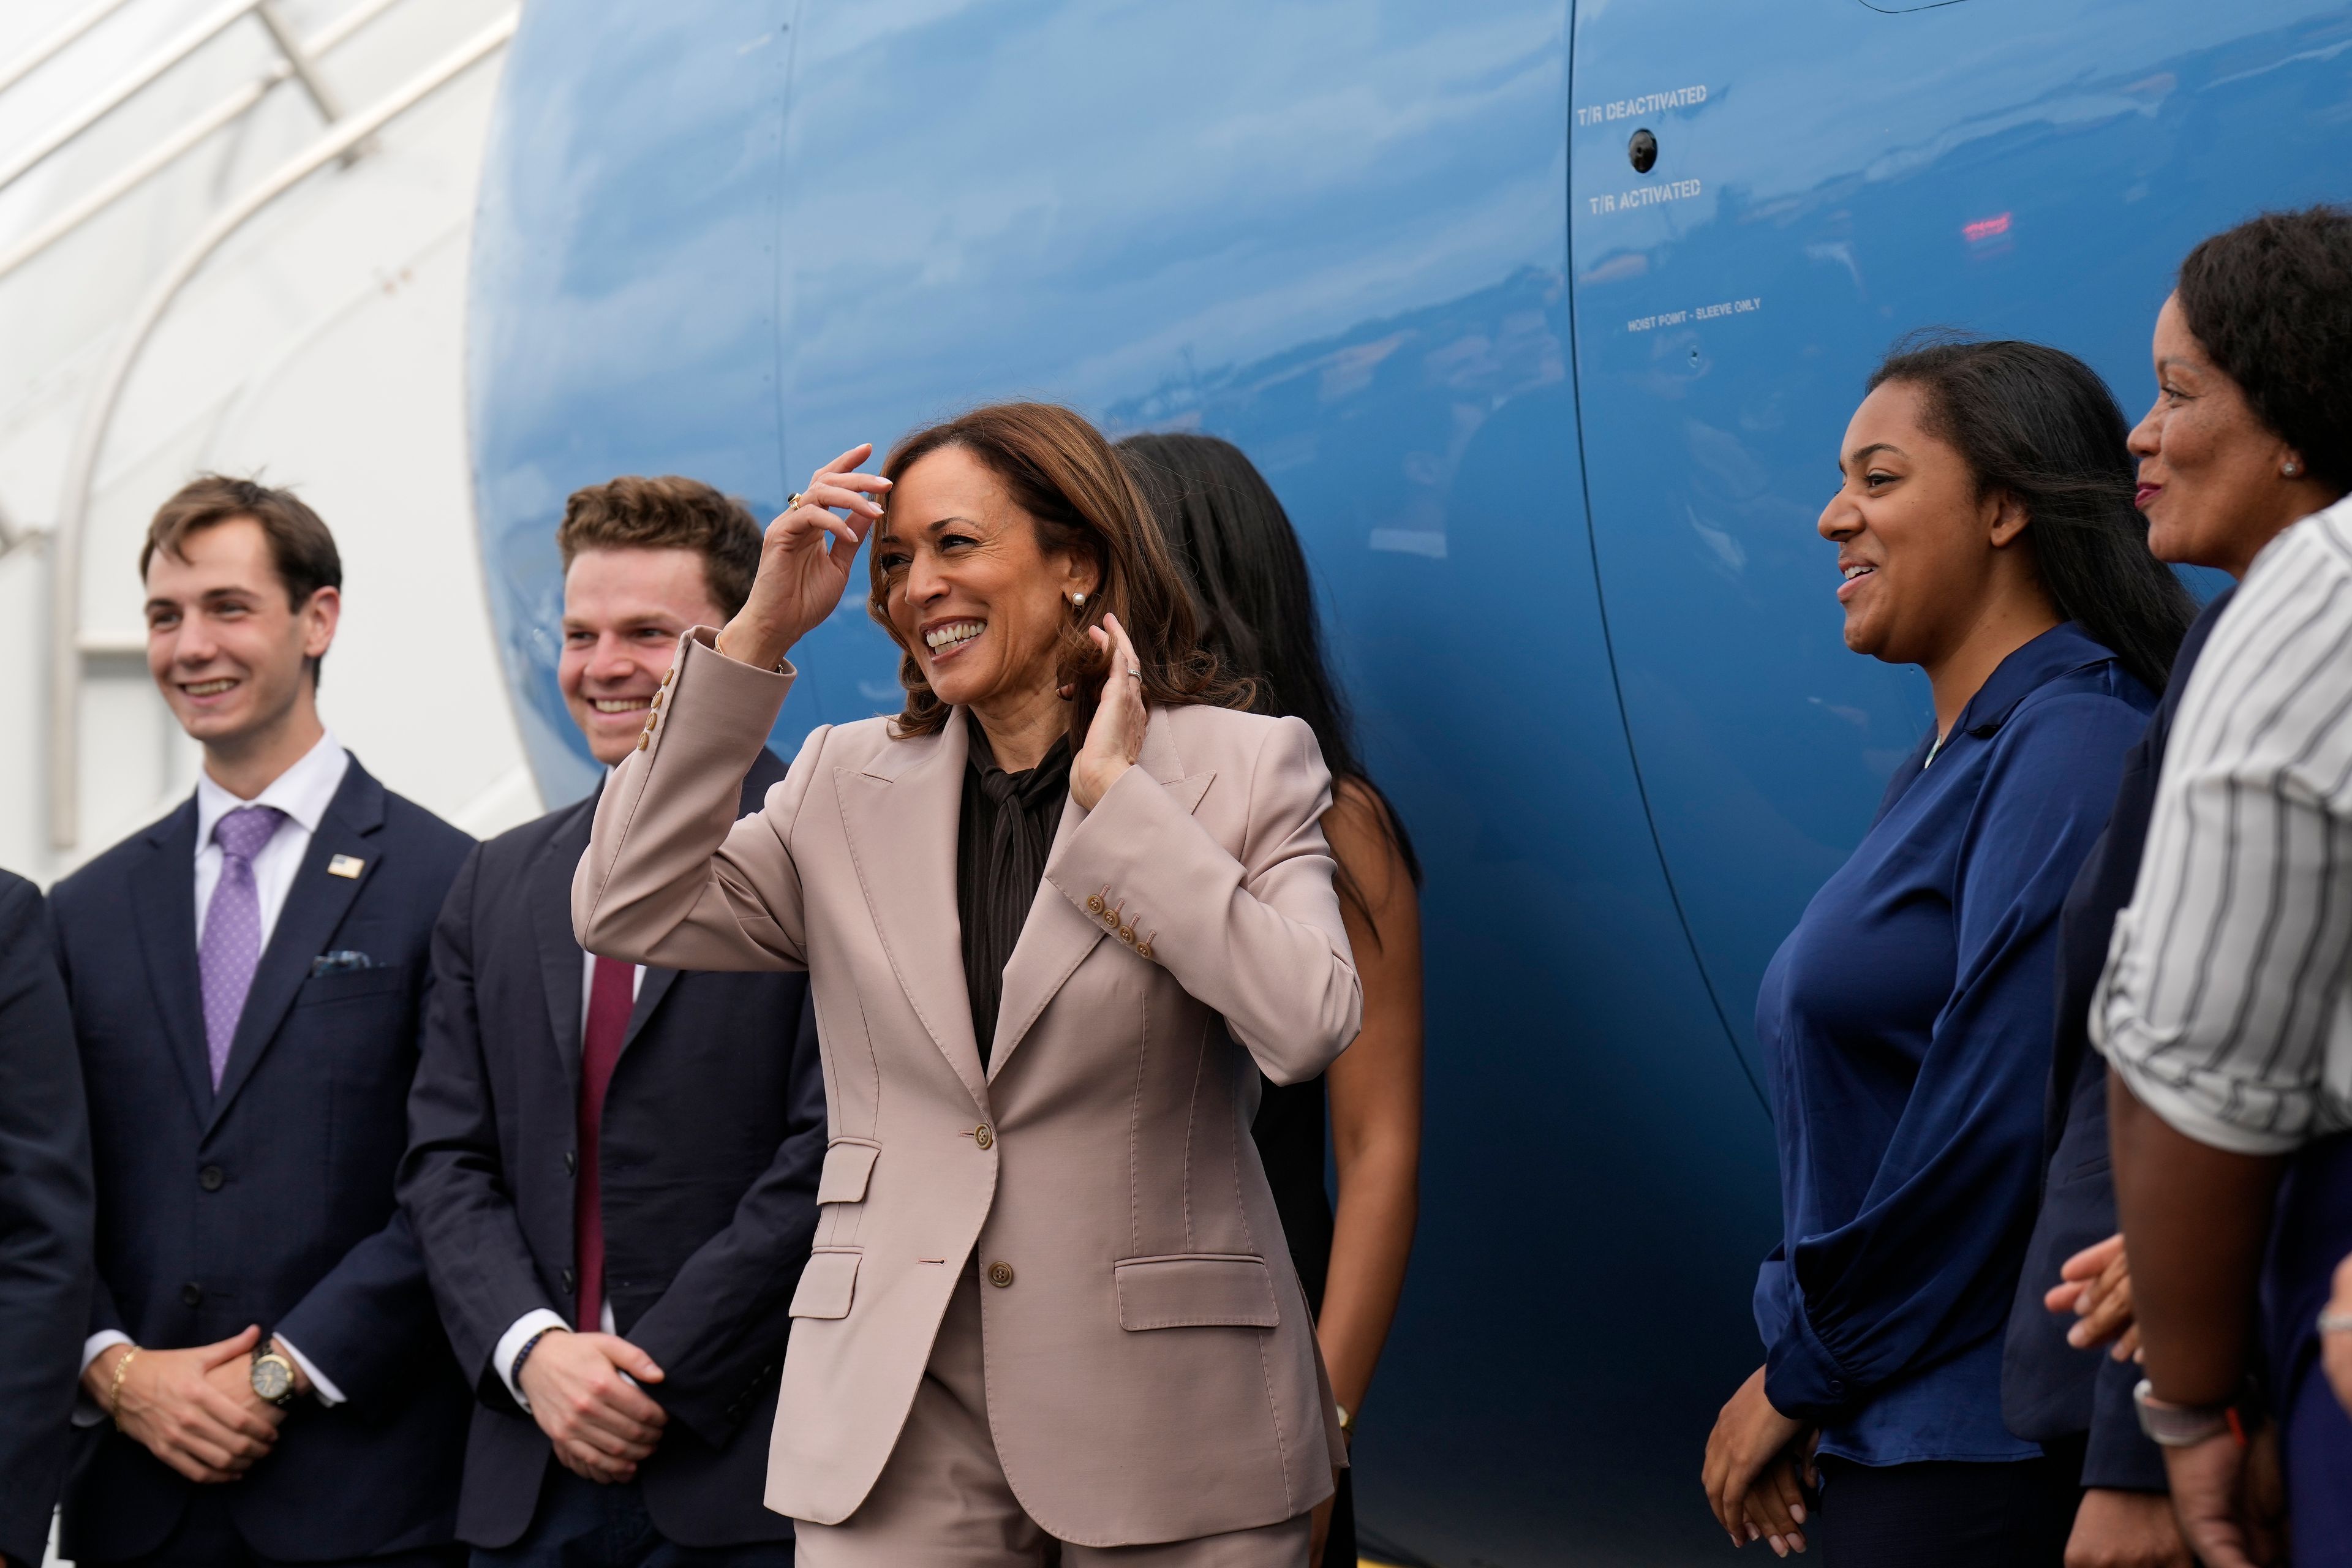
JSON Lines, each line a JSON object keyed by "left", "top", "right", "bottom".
{"left": 466, "top": 3, "right": 2352, "bottom": 1560}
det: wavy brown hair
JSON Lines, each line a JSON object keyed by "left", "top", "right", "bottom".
{"left": 869, "top": 402, "right": 1248, "bottom": 744}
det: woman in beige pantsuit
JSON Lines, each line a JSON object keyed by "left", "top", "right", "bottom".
{"left": 573, "top": 403, "right": 1362, "bottom": 1567}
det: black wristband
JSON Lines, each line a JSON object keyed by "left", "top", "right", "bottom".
{"left": 512, "top": 1326, "right": 560, "bottom": 1387}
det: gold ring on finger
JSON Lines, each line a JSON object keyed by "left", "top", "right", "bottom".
{"left": 786, "top": 492, "right": 804, "bottom": 510}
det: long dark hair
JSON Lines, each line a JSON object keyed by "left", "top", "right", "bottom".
{"left": 1116, "top": 432, "right": 1422, "bottom": 933}
{"left": 1868, "top": 334, "right": 2196, "bottom": 693}
{"left": 873, "top": 403, "right": 1247, "bottom": 748}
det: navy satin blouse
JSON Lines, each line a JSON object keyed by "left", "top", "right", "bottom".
{"left": 1752, "top": 623, "right": 2153, "bottom": 1466}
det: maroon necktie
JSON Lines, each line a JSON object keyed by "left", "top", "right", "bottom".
{"left": 575, "top": 954, "right": 634, "bottom": 1331}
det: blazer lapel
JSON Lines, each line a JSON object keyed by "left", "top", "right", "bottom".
{"left": 838, "top": 715, "right": 986, "bottom": 1110}
{"left": 530, "top": 799, "right": 597, "bottom": 1093}
{"left": 623, "top": 967, "right": 681, "bottom": 1051}
{"left": 127, "top": 800, "right": 215, "bottom": 1119}
{"left": 206, "top": 763, "right": 387, "bottom": 1133}
{"left": 988, "top": 710, "right": 1215, "bottom": 1081}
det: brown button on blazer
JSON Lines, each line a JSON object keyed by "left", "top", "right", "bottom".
{"left": 573, "top": 629, "right": 1362, "bottom": 1548}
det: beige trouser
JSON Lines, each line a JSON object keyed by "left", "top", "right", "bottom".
{"left": 794, "top": 1267, "right": 1314, "bottom": 1568}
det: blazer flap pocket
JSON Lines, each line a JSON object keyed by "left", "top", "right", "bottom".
{"left": 788, "top": 1249, "right": 861, "bottom": 1320}
{"left": 1114, "top": 1253, "right": 1281, "bottom": 1330}
{"left": 816, "top": 1140, "right": 880, "bottom": 1205}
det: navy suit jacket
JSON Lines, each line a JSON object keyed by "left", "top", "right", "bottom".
{"left": 400, "top": 749, "right": 825, "bottom": 1548}
{"left": 49, "top": 758, "right": 474, "bottom": 1562}
{"left": 0, "top": 872, "right": 93, "bottom": 1568}
{"left": 2003, "top": 587, "right": 2235, "bottom": 1491}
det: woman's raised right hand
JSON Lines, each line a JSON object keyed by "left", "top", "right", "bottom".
{"left": 717, "top": 443, "right": 891, "bottom": 671}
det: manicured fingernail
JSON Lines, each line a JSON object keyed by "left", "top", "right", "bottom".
{"left": 1790, "top": 1504, "right": 1806, "bottom": 1523}
{"left": 1746, "top": 1523, "right": 1759, "bottom": 1540}
{"left": 1769, "top": 1536, "right": 1787, "bottom": 1558}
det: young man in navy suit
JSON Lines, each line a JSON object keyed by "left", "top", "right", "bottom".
{"left": 50, "top": 477, "right": 474, "bottom": 1568}
{"left": 400, "top": 478, "right": 824, "bottom": 1568}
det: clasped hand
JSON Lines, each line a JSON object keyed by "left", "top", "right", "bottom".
{"left": 91, "top": 1325, "right": 285, "bottom": 1483}
{"left": 1702, "top": 1366, "right": 1812, "bottom": 1556}
{"left": 517, "top": 1329, "right": 669, "bottom": 1484}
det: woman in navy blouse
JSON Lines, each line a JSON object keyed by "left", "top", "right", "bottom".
{"left": 1702, "top": 338, "right": 2195, "bottom": 1564}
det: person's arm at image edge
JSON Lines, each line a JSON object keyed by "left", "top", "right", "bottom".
{"left": 0, "top": 880, "right": 94, "bottom": 1568}
{"left": 1316, "top": 782, "right": 1422, "bottom": 1421}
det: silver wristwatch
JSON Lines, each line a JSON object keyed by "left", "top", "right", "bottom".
{"left": 2132, "top": 1378, "right": 2239, "bottom": 1447}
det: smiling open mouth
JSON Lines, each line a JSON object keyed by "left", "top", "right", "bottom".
{"left": 1841, "top": 565, "right": 1876, "bottom": 582}
{"left": 925, "top": 620, "right": 984, "bottom": 652}
{"left": 183, "top": 678, "right": 238, "bottom": 696}
{"left": 590, "top": 697, "right": 649, "bottom": 714}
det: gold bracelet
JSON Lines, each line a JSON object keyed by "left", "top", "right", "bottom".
{"left": 107, "top": 1345, "right": 140, "bottom": 1425}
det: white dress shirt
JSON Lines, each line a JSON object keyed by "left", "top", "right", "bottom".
{"left": 491, "top": 954, "right": 644, "bottom": 1409}
{"left": 2094, "top": 497, "right": 2352, "bottom": 1154}
{"left": 78, "top": 731, "right": 354, "bottom": 1414}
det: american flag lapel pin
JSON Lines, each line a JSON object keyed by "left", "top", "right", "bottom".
{"left": 327, "top": 854, "right": 366, "bottom": 880}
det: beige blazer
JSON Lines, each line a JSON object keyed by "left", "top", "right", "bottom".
{"left": 573, "top": 629, "right": 1362, "bottom": 1547}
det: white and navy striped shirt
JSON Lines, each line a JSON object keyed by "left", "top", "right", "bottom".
{"left": 2093, "top": 497, "right": 2352, "bottom": 1156}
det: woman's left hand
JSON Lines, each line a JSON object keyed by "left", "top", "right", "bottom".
{"left": 1702, "top": 1366, "right": 1806, "bottom": 1547}
{"left": 2049, "top": 1232, "right": 2141, "bottom": 1360}
{"left": 1071, "top": 612, "right": 1148, "bottom": 811}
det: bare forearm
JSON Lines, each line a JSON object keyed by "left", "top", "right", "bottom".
{"left": 1315, "top": 787, "right": 1424, "bottom": 1415}
{"left": 1319, "top": 1137, "right": 1417, "bottom": 1409}
{"left": 2109, "top": 1074, "right": 2282, "bottom": 1406}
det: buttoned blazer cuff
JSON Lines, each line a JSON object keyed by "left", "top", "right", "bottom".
{"left": 1046, "top": 747, "right": 1359, "bottom": 1085}
{"left": 574, "top": 628, "right": 801, "bottom": 964}
{"left": 1049, "top": 762, "right": 1206, "bottom": 926}
{"left": 646, "top": 628, "right": 796, "bottom": 772}
{"left": 1763, "top": 1300, "right": 1856, "bottom": 1422}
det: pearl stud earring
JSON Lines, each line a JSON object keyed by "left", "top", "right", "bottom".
{"left": 2286, "top": 461, "right": 2303, "bottom": 477}
{"left": 1070, "top": 591, "right": 1087, "bottom": 608}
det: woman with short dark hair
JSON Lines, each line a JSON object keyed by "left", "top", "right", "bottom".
{"left": 576, "top": 402, "right": 1359, "bottom": 1567}
{"left": 1119, "top": 432, "right": 1423, "bottom": 1568}
{"left": 1701, "top": 337, "right": 2192, "bottom": 1566}
{"left": 2049, "top": 205, "right": 2352, "bottom": 1568}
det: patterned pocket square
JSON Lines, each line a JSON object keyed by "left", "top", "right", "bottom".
{"left": 311, "top": 951, "right": 377, "bottom": 976}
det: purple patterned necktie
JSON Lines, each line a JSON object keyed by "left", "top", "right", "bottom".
{"left": 200, "top": 805, "right": 286, "bottom": 1090}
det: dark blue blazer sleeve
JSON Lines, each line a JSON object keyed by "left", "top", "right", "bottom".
{"left": 0, "top": 875, "right": 93, "bottom": 1568}
{"left": 1764, "top": 694, "right": 2144, "bottom": 1418}
{"left": 398, "top": 845, "right": 559, "bottom": 1408}
{"left": 627, "top": 986, "right": 827, "bottom": 1448}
